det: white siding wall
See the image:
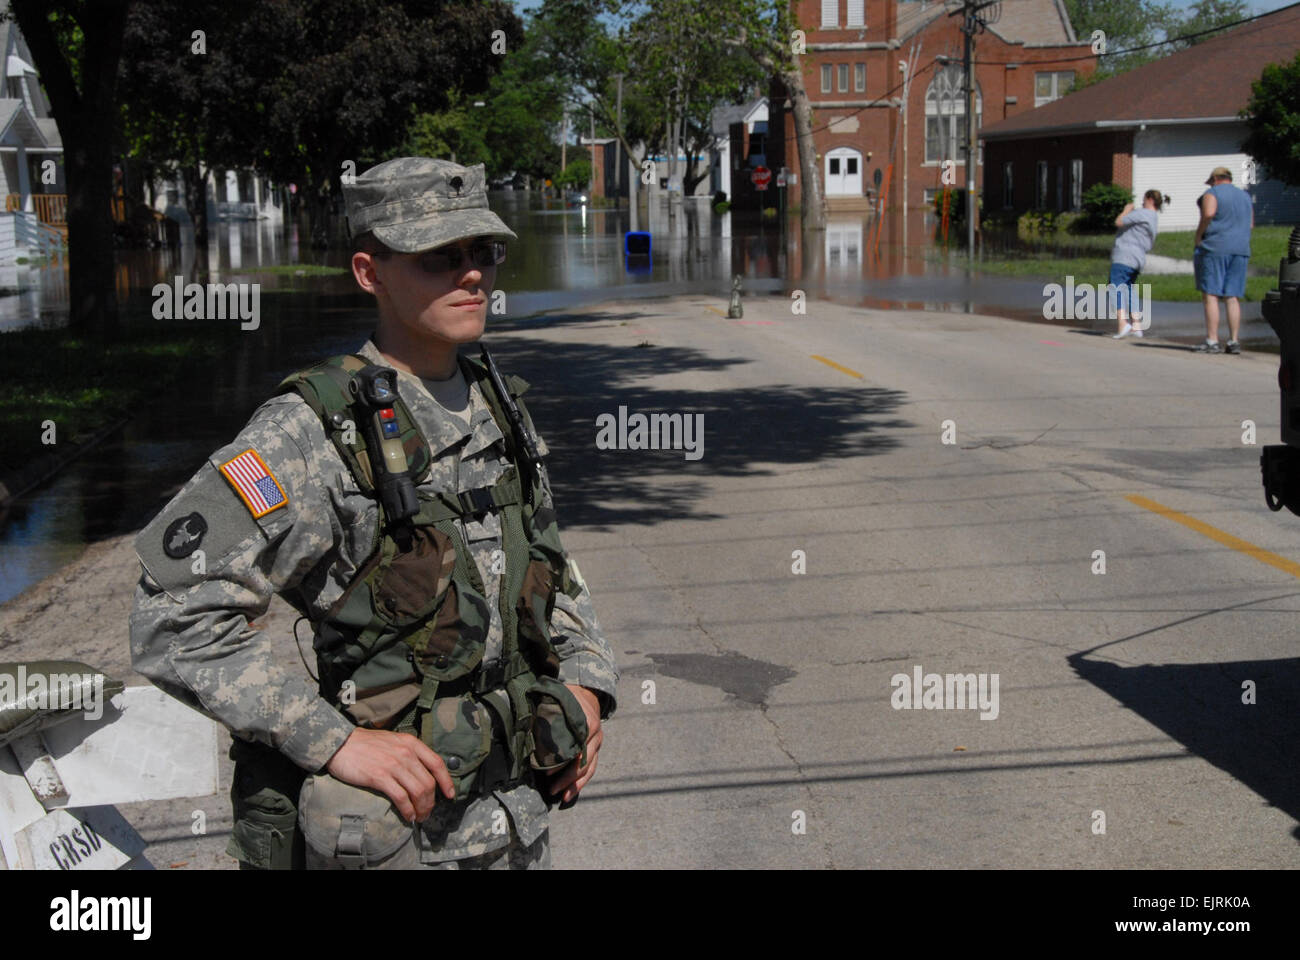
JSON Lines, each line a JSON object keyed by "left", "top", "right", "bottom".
{"left": 1133, "top": 122, "right": 1300, "bottom": 231}
{"left": 0, "top": 212, "right": 17, "bottom": 263}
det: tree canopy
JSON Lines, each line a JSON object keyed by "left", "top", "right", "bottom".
{"left": 1242, "top": 51, "right": 1300, "bottom": 187}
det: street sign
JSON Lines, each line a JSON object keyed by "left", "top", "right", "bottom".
{"left": 15, "top": 806, "right": 145, "bottom": 871}
{"left": 751, "top": 166, "right": 772, "bottom": 191}
{"left": 776, "top": 170, "right": 787, "bottom": 188}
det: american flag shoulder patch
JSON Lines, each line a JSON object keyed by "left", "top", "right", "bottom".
{"left": 219, "top": 448, "right": 289, "bottom": 519}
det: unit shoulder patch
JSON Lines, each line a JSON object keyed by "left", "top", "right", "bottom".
{"left": 219, "top": 448, "right": 290, "bottom": 519}
{"left": 163, "top": 512, "right": 208, "bottom": 559}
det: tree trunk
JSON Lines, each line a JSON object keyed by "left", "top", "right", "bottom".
{"left": 684, "top": 129, "right": 710, "bottom": 196}
{"left": 784, "top": 66, "right": 825, "bottom": 231}
{"left": 11, "top": 0, "right": 132, "bottom": 331}
{"left": 61, "top": 116, "right": 120, "bottom": 331}
{"left": 185, "top": 161, "right": 209, "bottom": 247}
{"left": 307, "top": 174, "right": 333, "bottom": 250}
{"left": 724, "top": 4, "right": 825, "bottom": 232}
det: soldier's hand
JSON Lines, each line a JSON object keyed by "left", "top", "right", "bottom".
{"left": 548, "top": 684, "right": 604, "bottom": 804}
{"left": 325, "top": 727, "right": 455, "bottom": 823}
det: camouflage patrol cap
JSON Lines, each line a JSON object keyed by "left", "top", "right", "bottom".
{"left": 343, "top": 157, "right": 517, "bottom": 253}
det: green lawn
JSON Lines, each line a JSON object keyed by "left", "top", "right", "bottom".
{"left": 968, "top": 225, "right": 1292, "bottom": 301}
{"left": 0, "top": 323, "right": 224, "bottom": 475}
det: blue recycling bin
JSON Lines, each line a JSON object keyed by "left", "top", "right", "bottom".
{"left": 625, "top": 231, "right": 651, "bottom": 257}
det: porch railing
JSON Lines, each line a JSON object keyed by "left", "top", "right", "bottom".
{"left": 5, "top": 193, "right": 68, "bottom": 227}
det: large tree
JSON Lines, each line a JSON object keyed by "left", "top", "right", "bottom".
{"left": 715, "top": 0, "right": 826, "bottom": 229}
{"left": 1065, "top": 0, "right": 1252, "bottom": 89}
{"left": 526, "top": 0, "right": 801, "bottom": 217}
{"left": 1166, "top": 0, "right": 1251, "bottom": 50}
{"left": 478, "top": 27, "right": 566, "bottom": 183}
{"left": 522, "top": 1, "right": 649, "bottom": 184}
{"left": 11, "top": 0, "right": 132, "bottom": 331}
{"left": 1241, "top": 52, "right": 1300, "bottom": 187}
{"left": 622, "top": 0, "right": 765, "bottom": 199}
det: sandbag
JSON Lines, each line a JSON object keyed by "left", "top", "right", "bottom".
{"left": 0, "top": 661, "right": 125, "bottom": 749}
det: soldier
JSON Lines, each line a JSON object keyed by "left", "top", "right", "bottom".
{"left": 129, "top": 157, "right": 618, "bottom": 870}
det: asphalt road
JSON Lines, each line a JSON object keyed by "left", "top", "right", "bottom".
{"left": 529, "top": 294, "right": 1298, "bottom": 868}
{"left": 2, "top": 293, "right": 1296, "bottom": 869}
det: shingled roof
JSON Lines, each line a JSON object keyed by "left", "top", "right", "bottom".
{"left": 981, "top": 3, "right": 1300, "bottom": 139}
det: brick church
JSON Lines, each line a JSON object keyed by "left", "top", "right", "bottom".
{"left": 761, "top": 0, "right": 1096, "bottom": 215}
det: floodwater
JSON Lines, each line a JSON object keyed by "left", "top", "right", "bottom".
{"left": 0, "top": 192, "right": 1272, "bottom": 605}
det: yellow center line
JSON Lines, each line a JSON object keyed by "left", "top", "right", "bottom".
{"left": 811, "top": 355, "right": 864, "bottom": 380}
{"left": 1126, "top": 494, "right": 1300, "bottom": 579}
{"left": 704, "top": 305, "right": 727, "bottom": 317}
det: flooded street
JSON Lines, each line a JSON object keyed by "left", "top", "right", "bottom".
{"left": 0, "top": 193, "right": 1266, "bottom": 604}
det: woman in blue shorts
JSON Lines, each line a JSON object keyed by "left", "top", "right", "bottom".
{"left": 1110, "top": 190, "right": 1166, "bottom": 339}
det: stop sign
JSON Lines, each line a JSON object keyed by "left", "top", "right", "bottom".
{"left": 751, "top": 166, "right": 771, "bottom": 191}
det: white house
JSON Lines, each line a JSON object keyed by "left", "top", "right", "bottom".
{"left": 0, "top": 7, "right": 65, "bottom": 265}
{"left": 710, "top": 96, "right": 769, "bottom": 201}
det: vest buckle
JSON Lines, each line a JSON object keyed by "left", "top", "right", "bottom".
{"left": 476, "top": 660, "right": 507, "bottom": 692}
{"left": 458, "top": 487, "right": 495, "bottom": 517}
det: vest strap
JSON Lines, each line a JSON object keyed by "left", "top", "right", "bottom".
{"left": 418, "top": 473, "right": 522, "bottom": 524}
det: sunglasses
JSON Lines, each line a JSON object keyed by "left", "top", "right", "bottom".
{"left": 414, "top": 239, "right": 506, "bottom": 274}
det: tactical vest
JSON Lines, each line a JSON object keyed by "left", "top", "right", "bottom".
{"left": 276, "top": 352, "right": 589, "bottom": 798}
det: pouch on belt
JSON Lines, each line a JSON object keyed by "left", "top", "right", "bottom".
{"left": 416, "top": 692, "right": 495, "bottom": 797}
{"left": 525, "top": 676, "right": 589, "bottom": 772}
{"left": 298, "top": 773, "right": 416, "bottom": 869}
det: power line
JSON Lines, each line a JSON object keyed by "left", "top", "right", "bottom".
{"left": 972, "top": 1, "right": 1300, "bottom": 67}
{"left": 772, "top": 0, "right": 1300, "bottom": 145}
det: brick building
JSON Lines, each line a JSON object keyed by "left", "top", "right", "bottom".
{"left": 580, "top": 136, "right": 627, "bottom": 201}
{"left": 765, "top": 0, "right": 1095, "bottom": 215}
{"left": 982, "top": 3, "right": 1300, "bottom": 229}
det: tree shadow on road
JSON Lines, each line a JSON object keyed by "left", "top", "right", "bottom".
{"left": 482, "top": 320, "right": 910, "bottom": 530}
{"left": 9, "top": 298, "right": 911, "bottom": 545}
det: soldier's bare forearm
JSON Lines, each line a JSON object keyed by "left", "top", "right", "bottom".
{"left": 325, "top": 727, "right": 455, "bottom": 823}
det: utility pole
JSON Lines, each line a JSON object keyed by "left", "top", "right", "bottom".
{"left": 899, "top": 43, "right": 919, "bottom": 252}
{"left": 952, "top": 0, "right": 1000, "bottom": 264}
{"left": 614, "top": 73, "right": 624, "bottom": 207}
{"left": 963, "top": 5, "right": 976, "bottom": 261}
{"left": 590, "top": 104, "right": 596, "bottom": 198}
{"left": 561, "top": 108, "right": 567, "bottom": 175}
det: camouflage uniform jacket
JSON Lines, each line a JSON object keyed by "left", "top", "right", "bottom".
{"left": 129, "top": 338, "right": 618, "bottom": 861}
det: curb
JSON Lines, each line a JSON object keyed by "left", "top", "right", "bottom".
{"left": 0, "top": 417, "right": 131, "bottom": 508}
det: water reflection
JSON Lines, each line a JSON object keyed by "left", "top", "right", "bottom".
{"left": 1, "top": 195, "right": 1066, "bottom": 335}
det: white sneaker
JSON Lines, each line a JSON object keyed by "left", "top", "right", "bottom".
{"left": 1132, "top": 328, "right": 1144, "bottom": 338}
{"left": 1112, "top": 323, "right": 1133, "bottom": 339}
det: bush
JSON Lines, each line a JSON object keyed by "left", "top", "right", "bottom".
{"left": 553, "top": 154, "right": 593, "bottom": 191}
{"left": 932, "top": 188, "right": 981, "bottom": 223}
{"left": 1080, "top": 182, "right": 1131, "bottom": 231}
{"left": 1017, "top": 210, "right": 1086, "bottom": 237}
